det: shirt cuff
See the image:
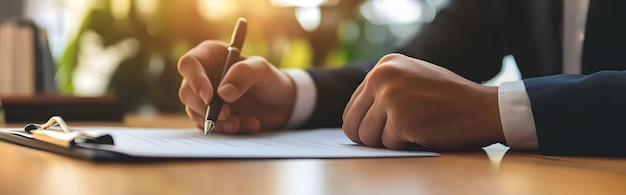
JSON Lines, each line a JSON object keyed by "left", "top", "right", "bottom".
{"left": 498, "top": 80, "right": 539, "bottom": 150}
{"left": 281, "top": 69, "right": 317, "bottom": 129}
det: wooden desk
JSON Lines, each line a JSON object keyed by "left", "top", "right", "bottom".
{"left": 1, "top": 114, "right": 626, "bottom": 195}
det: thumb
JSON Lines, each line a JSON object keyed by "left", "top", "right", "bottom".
{"left": 218, "top": 56, "right": 274, "bottom": 102}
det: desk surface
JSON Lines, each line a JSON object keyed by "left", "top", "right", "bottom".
{"left": 1, "top": 114, "right": 626, "bottom": 195}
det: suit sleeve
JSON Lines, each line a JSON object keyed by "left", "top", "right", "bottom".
{"left": 525, "top": 70, "right": 626, "bottom": 156}
{"left": 393, "top": 0, "right": 505, "bottom": 82}
{"left": 300, "top": 0, "right": 507, "bottom": 129}
{"left": 301, "top": 65, "right": 368, "bottom": 128}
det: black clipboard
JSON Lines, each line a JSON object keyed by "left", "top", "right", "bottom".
{"left": 0, "top": 116, "right": 134, "bottom": 161}
{"left": 0, "top": 130, "right": 133, "bottom": 161}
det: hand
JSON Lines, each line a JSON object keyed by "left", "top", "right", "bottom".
{"left": 178, "top": 40, "right": 296, "bottom": 134}
{"left": 342, "top": 54, "right": 505, "bottom": 150}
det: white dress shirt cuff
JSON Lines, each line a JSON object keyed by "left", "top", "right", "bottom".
{"left": 281, "top": 69, "right": 317, "bottom": 129}
{"left": 498, "top": 81, "right": 539, "bottom": 150}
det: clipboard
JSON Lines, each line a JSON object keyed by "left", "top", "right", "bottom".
{"left": 0, "top": 116, "right": 134, "bottom": 161}
{"left": 0, "top": 116, "right": 439, "bottom": 161}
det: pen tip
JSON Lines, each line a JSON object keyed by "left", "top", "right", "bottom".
{"left": 204, "top": 120, "right": 215, "bottom": 135}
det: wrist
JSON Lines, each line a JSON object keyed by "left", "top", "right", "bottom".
{"left": 281, "top": 69, "right": 317, "bottom": 129}
{"left": 483, "top": 86, "right": 505, "bottom": 145}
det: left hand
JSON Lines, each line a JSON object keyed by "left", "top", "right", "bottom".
{"left": 342, "top": 53, "right": 505, "bottom": 150}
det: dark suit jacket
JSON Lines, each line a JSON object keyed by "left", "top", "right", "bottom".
{"left": 302, "top": 0, "right": 626, "bottom": 156}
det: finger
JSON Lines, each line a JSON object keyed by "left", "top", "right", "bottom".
{"left": 381, "top": 122, "right": 410, "bottom": 150}
{"left": 235, "top": 116, "right": 261, "bottom": 134}
{"left": 177, "top": 41, "right": 228, "bottom": 104}
{"left": 218, "top": 56, "right": 274, "bottom": 102}
{"left": 342, "top": 85, "right": 374, "bottom": 145}
{"left": 216, "top": 116, "right": 241, "bottom": 134}
{"left": 182, "top": 79, "right": 236, "bottom": 132}
{"left": 343, "top": 83, "right": 365, "bottom": 120}
{"left": 218, "top": 104, "right": 231, "bottom": 121}
{"left": 213, "top": 115, "right": 261, "bottom": 134}
{"left": 357, "top": 99, "right": 386, "bottom": 147}
{"left": 179, "top": 79, "right": 208, "bottom": 115}
{"left": 185, "top": 102, "right": 239, "bottom": 134}
{"left": 185, "top": 106, "right": 205, "bottom": 130}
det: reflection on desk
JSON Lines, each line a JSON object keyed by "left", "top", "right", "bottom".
{"left": 1, "top": 114, "right": 626, "bottom": 195}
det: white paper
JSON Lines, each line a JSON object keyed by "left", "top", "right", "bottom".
{"left": 74, "top": 127, "right": 439, "bottom": 158}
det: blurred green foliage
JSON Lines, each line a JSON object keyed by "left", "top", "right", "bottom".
{"left": 57, "top": 0, "right": 389, "bottom": 113}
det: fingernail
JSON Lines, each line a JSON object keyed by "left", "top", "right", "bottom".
{"left": 219, "top": 84, "right": 239, "bottom": 102}
{"left": 199, "top": 88, "right": 210, "bottom": 104}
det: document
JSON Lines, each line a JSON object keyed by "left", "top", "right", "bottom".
{"left": 74, "top": 127, "right": 439, "bottom": 158}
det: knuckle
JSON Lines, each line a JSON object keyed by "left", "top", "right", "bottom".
{"left": 247, "top": 55, "right": 267, "bottom": 63}
{"left": 177, "top": 54, "right": 195, "bottom": 72}
{"left": 177, "top": 54, "right": 205, "bottom": 75}
{"left": 378, "top": 53, "right": 406, "bottom": 63}
{"left": 369, "top": 63, "right": 403, "bottom": 82}
{"left": 232, "top": 61, "right": 254, "bottom": 74}
{"left": 230, "top": 57, "right": 276, "bottom": 85}
{"left": 247, "top": 56, "right": 273, "bottom": 73}
{"left": 179, "top": 41, "right": 229, "bottom": 73}
{"left": 178, "top": 83, "right": 187, "bottom": 100}
{"left": 186, "top": 72, "right": 207, "bottom": 87}
{"left": 378, "top": 85, "right": 401, "bottom": 100}
{"left": 227, "top": 66, "right": 254, "bottom": 85}
{"left": 199, "top": 41, "right": 229, "bottom": 58}
{"left": 178, "top": 81, "right": 196, "bottom": 103}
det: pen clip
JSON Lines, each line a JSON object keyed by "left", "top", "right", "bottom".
{"left": 229, "top": 17, "right": 247, "bottom": 49}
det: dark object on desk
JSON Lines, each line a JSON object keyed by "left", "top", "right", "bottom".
{"left": 0, "top": 18, "right": 56, "bottom": 96}
{"left": 0, "top": 95, "right": 125, "bottom": 123}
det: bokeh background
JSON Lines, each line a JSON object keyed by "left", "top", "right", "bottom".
{"left": 15, "top": 0, "right": 455, "bottom": 114}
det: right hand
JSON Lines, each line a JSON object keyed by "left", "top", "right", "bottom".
{"left": 177, "top": 40, "right": 296, "bottom": 134}
{"left": 341, "top": 54, "right": 503, "bottom": 150}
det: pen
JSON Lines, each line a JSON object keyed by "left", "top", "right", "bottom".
{"left": 204, "top": 17, "right": 248, "bottom": 135}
